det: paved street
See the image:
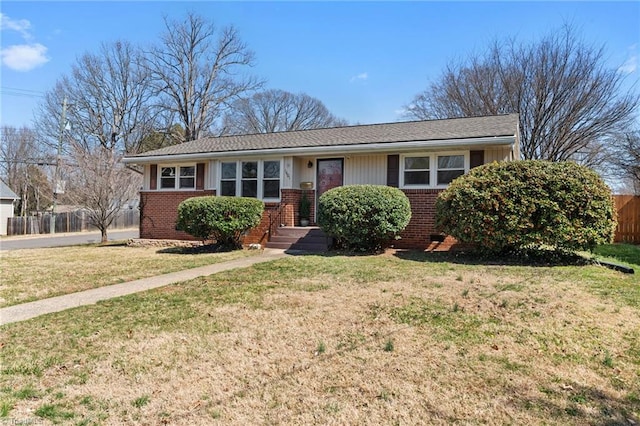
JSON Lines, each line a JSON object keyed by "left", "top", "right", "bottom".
{"left": 0, "top": 228, "right": 139, "bottom": 250}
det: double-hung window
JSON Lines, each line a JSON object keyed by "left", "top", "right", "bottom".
{"left": 436, "top": 155, "right": 465, "bottom": 185}
{"left": 220, "top": 160, "right": 281, "bottom": 200}
{"left": 160, "top": 167, "right": 176, "bottom": 189}
{"left": 262, "top": 160, "right": 281, "bottom": 199}
{"left": 179, "top": 166, "right": 195, "bottom": 188}
{"left": 160, "top": 165, "right": 196, "bottom": 189}
{"left": 241, "top": 161, "right": 258, "bottom": 197}
{"left": 403, "top": 156, "right": 430, "bottom": 186}
{"left": 401, "top": 153, "right": 468, "bottom": 187}
{"left": 220, "top": 162, "right": 237, "bottom": 196}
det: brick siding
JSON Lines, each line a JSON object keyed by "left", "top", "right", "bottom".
{"left": 281, "top": 189, "right": 316, "bottom": 226}
{"left": 139, "top": 188, "right": 463, "bottom": 250}
{"left": 139, "top": 190, "right": 215, "bottom": 240}
{"left": 140, "top": 192, "right": 283, "bottom": 247}
{"left": 392, "top": 189, "right": 444, "bottom": 249}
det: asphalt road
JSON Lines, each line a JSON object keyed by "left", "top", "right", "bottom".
{"left": 0, "top": 229, "right": 139, "bottom": 251}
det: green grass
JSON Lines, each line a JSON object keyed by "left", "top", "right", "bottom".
{"left": 1, "top": 248, "right": 638, "bottom": 424}
{"left": 390, "top": 297, "right": 485, "bottom": 344}
{"left": 592, "top": 243, "right": 640, "bottom": 268}
{"left": 35, "top": 403, "right": 75, "bottom": 422}
{"left": 0, "top": 242, "right": 257, "bottom": 307}
{"left": 132, "top": 395, "right": 150, "bottom": 408}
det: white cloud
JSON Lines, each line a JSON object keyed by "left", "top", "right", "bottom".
{"left": 619, "top": 55, "right": 637, "bottom": 74}
{"left": 350, "top": 72, "right": 368, "bottom": 82}
{"left": 0, "top": 13, "right": 33, "bottom": 40}
{"left": 1, "top": 13, "right": 50, "bottom": 71}
{"left": 1, "top": 43, "right": 49, "bottom": 71}
{"left": 618, "top": 44, "right": 637, "bottom": 74}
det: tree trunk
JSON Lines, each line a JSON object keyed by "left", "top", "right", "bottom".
{"left": 101, "top": 228, "right": 108, "bottom": 243}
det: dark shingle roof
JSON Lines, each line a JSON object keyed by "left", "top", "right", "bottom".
{"left": 127, "top": 114, "right": 518, "bottom": 158}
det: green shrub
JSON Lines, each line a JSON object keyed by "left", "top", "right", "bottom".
{"left": 435, "top": 160, "right": 617, "bottom": 253}
{"left": 176, "top": 196, "right": 264, "bottom": 249}
{"left": 318, "top": 185, "right": 411, "bottom": 252}
{"left": 299, "top": 192, "right": 311, "bottom": 220}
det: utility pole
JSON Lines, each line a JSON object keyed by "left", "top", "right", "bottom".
{"left": 51, "top": 96, "right": 67, "bottom": 234}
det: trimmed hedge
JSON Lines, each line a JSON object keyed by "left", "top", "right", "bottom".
{"left": 176, "top": 196, "right": 264, "bottom": 249}
{"left": 318, "top": 185, "right": 412, "bottom": 252}
{"left": 435, "top": 160, "right": 617, "bottom": 253}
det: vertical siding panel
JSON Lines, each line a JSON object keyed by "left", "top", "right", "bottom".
{"left": 485, "top": 147, "right": 512, "bottom": 163}
{"left": 208, "top": 160, "right": 217, "bottom": 190}
{"left": 346, "top": 155, "right": 386, "bottom": 185}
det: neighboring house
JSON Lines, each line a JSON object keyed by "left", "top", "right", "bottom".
{"left": 0, "top": 180, "right": 19, "bottom": 236}
{"left": 123, "top": 114, "right": 520, "bottom": 249}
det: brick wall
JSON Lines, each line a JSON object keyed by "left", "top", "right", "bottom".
{"left": 281, "top": 189, "right": 316, "bottom": 226}
{"left": 395, "top": 189, "right": 445, "bottom": 250}
{"left": 139, "top": 190, "right": 215, "bottom": 240}
{"left": 242, "top": 202, "right": 279, "bottom": 246}
{"left": 140, "top": 188, "right": 462, "bottom": 250}
{"left": 140, "top": 191, "right": 278, "bottom": 247}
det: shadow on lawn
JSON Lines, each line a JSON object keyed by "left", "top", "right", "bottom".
{"left": 156, "top": 243, "right": 236, "bottom": 255}
{"left": 285, "top": 246, "right": 593, "bottom": 267}
{"left": 391, "top": 249, "right": 593, "bottom": 268}
{"left": 508, "top": 380, "right": 639, "bottom": 425}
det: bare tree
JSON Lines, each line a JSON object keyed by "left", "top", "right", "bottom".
{"left": 220, "top": 89, "right": 348, "bottom": 135}
{"left": 64, "top": 144, "right": 140, "bottom": 242}
{"left": 146, "top": 12, "right": 262, "bottom": 142}
{"left": 404, "top": 26, "right": 639, "bottom": 166}
{"left": 138, "top": 124, "right": 185, "bottom": 152}
{"left": 35, "top": 40, "right": 157, "bottom": 154}
{"left": 607, "top": 131, "right": 640, "bottom": 194}
{"left": 0, "top": 126, "right": 52, "bottom": 215}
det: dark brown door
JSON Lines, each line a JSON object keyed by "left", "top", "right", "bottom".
{"left": 317, "top": 158, "right": 344, "bottom": 197}
{"left": 316, "top": 158, "right": 344, "bottom": 220}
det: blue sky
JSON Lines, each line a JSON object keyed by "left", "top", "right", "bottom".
{"left": 1, "top": 1, "right": 639, "bottom": 129}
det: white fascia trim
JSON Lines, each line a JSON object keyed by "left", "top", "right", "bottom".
{"left": 122, "top": 135, "right": 516, "bottom": 164}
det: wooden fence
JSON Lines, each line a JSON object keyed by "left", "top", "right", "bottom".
{"left": 6, "top": 209, "right": 139, "bottom": 236}
{"left": 614, "top": 195, "right": 640, "bottom": 244}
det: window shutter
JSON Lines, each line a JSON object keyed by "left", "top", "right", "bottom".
{"left": 196, "top": 163, "right": 205, "bottom": 190}
{"left": 387, "top": 155, "right": 399, "bottom": 187}
{"left": 470, "top": 150, "right": 485, "bottom": 169}
{"left": 149, "top": 164, "right": 157, "bottom": 190}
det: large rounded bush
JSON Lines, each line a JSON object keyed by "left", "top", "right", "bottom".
{"left": 318, "top": 185, "right": 412, "bottom": 252}
{"left": 435, "top": 160, "right": 616, "bottom": 253}
{"left": 176, "top": 196, "right": 264, "bottom": 249}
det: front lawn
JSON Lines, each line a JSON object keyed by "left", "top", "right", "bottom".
{"left": 1, "top": 248, "right": 638, "bottom": 424}
{"left": 0, "top": 242, "right": 256, "bottom": 307}
{"left": 592, "top": 243, "right": 640, "bottom": 268}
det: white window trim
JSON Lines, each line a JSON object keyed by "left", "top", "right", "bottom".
{"left": 217, "top": 159, "right": 283, "bottom": 201}
{"left": 158, "top": 164, "right": 197, "bottom": 191}
{"left": 400, "top": 151, "right": 469, "bottom": 189}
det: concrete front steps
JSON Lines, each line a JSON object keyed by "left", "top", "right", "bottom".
{"left": 265, "top": 227, "right": 330, "bottom": 252}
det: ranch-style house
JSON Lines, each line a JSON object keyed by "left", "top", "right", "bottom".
{"left": 123, "top": 114, "right": 520, "bottom": 250}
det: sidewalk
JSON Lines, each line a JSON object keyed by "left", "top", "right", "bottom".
{"left": 0, "top": 248, "right": 289, "bottom": 326}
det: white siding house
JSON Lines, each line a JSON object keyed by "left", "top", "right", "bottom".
{"left": 0, "top": 181, "right": 19, "bottom": 235}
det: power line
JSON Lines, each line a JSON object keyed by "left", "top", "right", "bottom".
{"left": 0, "top": 86, "right": 45, "bottom": 99}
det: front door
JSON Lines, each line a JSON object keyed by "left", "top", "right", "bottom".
{"left": 317, "top": 158, "right": 344, "bottom": 208}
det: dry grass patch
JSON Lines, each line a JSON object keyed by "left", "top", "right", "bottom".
{"left": 1, "top": 252, "right": 638, "bottom": 425}
{"left": 0, "top": 242, "right": 256, "bottom": 307}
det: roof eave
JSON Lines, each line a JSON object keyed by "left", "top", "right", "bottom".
{"left": 122, "top": 135, "right": 516, "bottom": 164}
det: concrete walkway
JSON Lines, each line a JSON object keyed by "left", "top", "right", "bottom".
{"left": 0, "top": 249, "right": 289, "bottom": 326}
